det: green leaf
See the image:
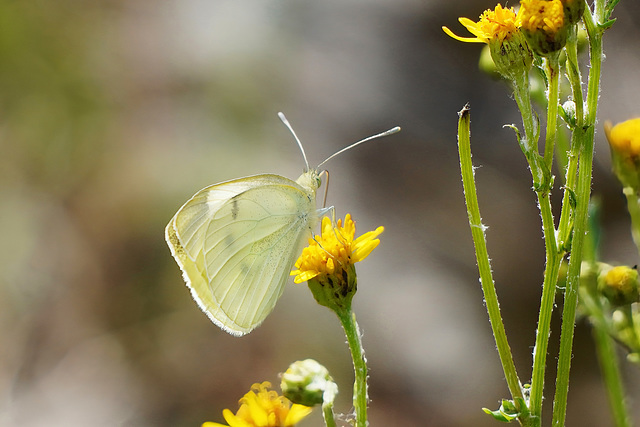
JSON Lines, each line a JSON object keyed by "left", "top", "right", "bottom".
{"left": 599, "top": 18, "right": 617, "bottom": 31}
{"left": 604, "top": 0, "right": 621, "bottom": 21}
{"left": 482, "top": 399, "right": 520, "bottom": 423}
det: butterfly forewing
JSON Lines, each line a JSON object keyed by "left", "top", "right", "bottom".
{"left": 166, "top": 174, "right": 319, "bottom": 336}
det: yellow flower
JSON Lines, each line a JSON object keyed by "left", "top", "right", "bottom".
{"left": 605, "top": 118, "right": 640, "bottom": 159}
{"left": 518, "top": 0, "right": 568, "bottom": 54}
{"left": 442, "top": 4, "right": 519, "bottom": 44}
{"left": 291, "top": 214, "right": 383, "bottom": 284}
{"left": 203, "top": 382, "right": 312, "bottom": 427}
{"left": 442, "top": 4, "right": 532, "bottom": 80}
{"left": 605, "top": 118, "right": 640, "bottom": 191}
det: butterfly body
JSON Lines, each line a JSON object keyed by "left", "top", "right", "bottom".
{"left": 165, "top": 170, "right": 328, "bottom": 336}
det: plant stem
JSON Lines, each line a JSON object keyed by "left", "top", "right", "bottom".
{"left": 322, "top": 400, "right": 338, "bottom": 427}
{"left": 528, "top": 192, "right": 562, "bottom": 427}
{"left": 510, "top": 64, "right": 562, "bottom": 427}
{"left": 592, "top": 314, "right": 631, "bottom": 427}
{"left": 552, "top": 6, "right": 603, "bottom": 426}
{"left": 457, "top": 106, "right": 525, "bottom": 408}
{"left": 543, "top": 52, "right": 561, "bottom": 169}
{"left": 335, "top": 307, "right": 368, "bottom": 427}
{"left": 556, "top": 25, "right": 584, "bottom": 252}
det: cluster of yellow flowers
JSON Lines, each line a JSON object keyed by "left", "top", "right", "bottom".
{"left": 443, "top": 1, "right": 585, "bottom": 73}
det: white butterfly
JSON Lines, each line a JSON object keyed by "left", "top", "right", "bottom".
{"left": 165, "top": 113, "right": 400, "bottom": 336}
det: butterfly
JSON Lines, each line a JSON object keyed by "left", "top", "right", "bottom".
{"left": 165, "top": 113, "right": 400, "bottom": 336}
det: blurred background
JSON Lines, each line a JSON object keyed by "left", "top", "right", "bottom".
{"left": 2, "top": 0, "right": 640, "bottom": 425}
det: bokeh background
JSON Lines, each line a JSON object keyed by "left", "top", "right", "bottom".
{"left": 2, "top": 1, "right": 640, "bottom": 425}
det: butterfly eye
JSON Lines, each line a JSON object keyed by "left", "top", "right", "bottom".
{"left": 316, "top": 176, "right": 322, "bottom": 187}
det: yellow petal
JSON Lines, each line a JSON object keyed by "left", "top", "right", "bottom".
{"left": 284, "top": 404, "right": 313, "bottom": 425}
{"left": 221, "top": 409, "right": 253, "bottom": 427}
{"left": 442, "top": 26, "right": 485, "bottom": 43}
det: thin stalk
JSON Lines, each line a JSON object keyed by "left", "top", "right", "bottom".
{"left": 565, "top": 25, "right": 584, "bottom": 130}
{"left": 543, "top": 52, "right": 561, "bottom": 169}
{"left": 552, "top": 6, "right": 603, "bottom": 426}
{"left": 322, "top": 401, "right": 338, "bottom": 427}
{"left": 457, "top": 107, "right": 525, "bottom": 407}
{"left": 511, "top": 66, "right": 562, "bottom": 427}
{"left": 335, "top": 308, "right": 368, "bottom": 427}
{"left": 528, "top": 192, "right": 562, "bottom": 427}
{"left": 592, "top": 315, "right": 631, "bottom": 427}
{"left": 556, "top": 26, "right": 585, "bottom": 251}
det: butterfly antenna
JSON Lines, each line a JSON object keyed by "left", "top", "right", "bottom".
{"left": 317, "top": 126, "right": 401, "bottom": 169}
{"left": 278, "top": 112, "right": 310, "bottom": 171}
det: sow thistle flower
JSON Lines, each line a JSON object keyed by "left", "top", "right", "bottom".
{"left": 442, "top": 4, "right": 532, "bottom": 80}
{"left": 203, "top": 382, "right": 312, "bottom": 427}
{"left": 291, "top": 214, "right": 383, "bottom": 311}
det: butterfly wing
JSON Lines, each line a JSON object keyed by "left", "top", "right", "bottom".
{"left": 165, "top": 174, "right": 319, "bottom": 336}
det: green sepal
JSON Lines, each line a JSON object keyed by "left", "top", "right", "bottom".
{"left": 306, "top": 264, "right": 357, "bottom": 314}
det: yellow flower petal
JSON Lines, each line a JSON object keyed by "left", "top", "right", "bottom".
{"left": 285, "top": 404, "right": 314, "bottom": 425}
{"left": 203, "top": 382, "right": 312, "bottom": 427}
{"left": 291, "top": 214, "right": 383, "bottom": 284}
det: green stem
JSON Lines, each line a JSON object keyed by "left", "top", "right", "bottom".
{"left": 528, "top": 191, "right": 562, "bottom": 427}
{"left": 565, "top": 25, "right": 584, "bottom": 130}
{"left": 335, "top": 308, "right": 368, "bottom": 427}
{"left": 543, "top": 52, "right": 561, "bottom": 169}
{"left": 552, "top": 122, "right": 595, "bottom": 427}
{"left": 556, "top": 26, "right": 584, "bottom": 252}
{"left": 510, "top": 64, "right": 562, "bottom": 427}
{"left": 552, "top": 7, "right": 603, "bottom": 426}
{"left": 322, "top": 401, "right": 338, "bottom": 427}
{"left": 592, "top": 314, "right": 631, "bottom": 427}
{"left": 622, "top": 305, "right": 640, "bottom": 352}
{"left": 457, "top": 106, "right": 524, "bottom": 406}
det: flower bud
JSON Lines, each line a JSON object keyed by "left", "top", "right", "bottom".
{"left": 488, "top": 28, "right": 534, "bottom": 80}
{"left": 561, "top": 100, "right": 577, "bottom": 127}
{"left": 598, "top": 265, "right": 640, "bottom": 307}
{"left": 281, "top": 359, "right": 338, "bottom": 407}
{"left": 561, "top": 0, "right": 586, "bottom": 25}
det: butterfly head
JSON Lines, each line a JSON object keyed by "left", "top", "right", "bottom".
{"left": 296, "top": 168, "right": 322, "bottom": 195}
